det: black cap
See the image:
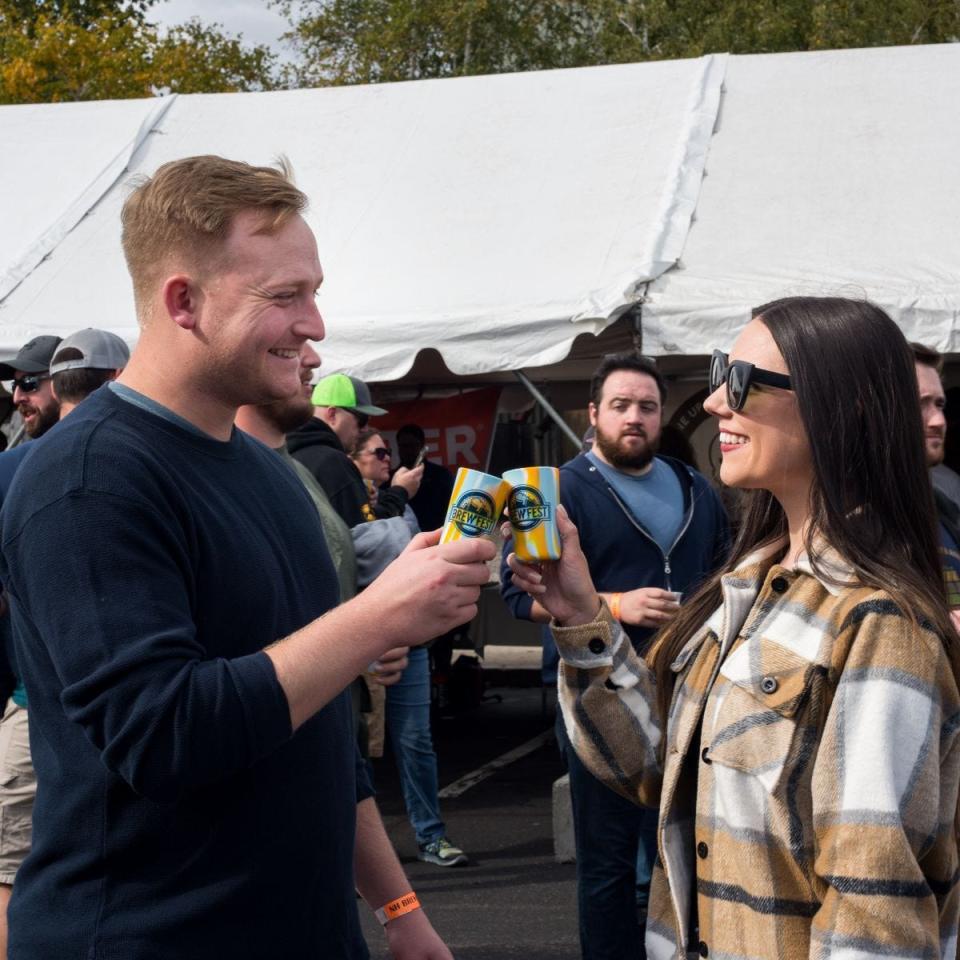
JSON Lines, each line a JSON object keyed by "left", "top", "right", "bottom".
{"left": 0, "top": 335, "right": 63, "bottom": 380}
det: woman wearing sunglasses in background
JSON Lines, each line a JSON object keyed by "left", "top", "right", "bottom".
{"left": 351, "top": 427, "right": 469, "bottom": 868}
{"left": 508, "top": 296, "right": 960, "bottom": 960}
{"left": 352, "top": 429, "right": 394, "bottom": 506}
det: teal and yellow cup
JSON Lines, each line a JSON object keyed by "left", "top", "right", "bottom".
{"left": 440, "top": 469, "right": 510, "bottom": 544}
{"left": 503, "top": 467, "right": 562, "bottom": 562}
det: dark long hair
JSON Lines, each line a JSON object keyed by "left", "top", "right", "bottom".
{"left": 650, "top": 296, "right": 959, "bottom": 720}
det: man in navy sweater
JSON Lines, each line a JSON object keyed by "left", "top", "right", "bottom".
{"left": 501, "top": 353, "right": 729, "bottom": 960}
{"left": 0, "top": 156, "right": 492, "bottom": 960}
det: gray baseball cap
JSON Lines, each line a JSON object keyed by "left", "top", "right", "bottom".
{"left": 0, "top": 335, "right": 63, "bottom": 379}
{"left": 49, "top": 329, "right": 130, "bottom": 375}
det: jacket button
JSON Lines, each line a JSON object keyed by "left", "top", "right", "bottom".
{"left": 588, "top": 637, "right": 605, "bottom": 655}
{"left": 697, "top": 841, "right": 708, "bottom": 859}
{"left": 760, "top": 676, "right": 779, "bottom": 694}
{"left": 701, "top": 747, "right": 712, "bottom": 764}
{"left": 771, "top": 576, "right": 788, "bottom": 593}
{"left": 699, "top": 941, "right": 709, "bottom": 958}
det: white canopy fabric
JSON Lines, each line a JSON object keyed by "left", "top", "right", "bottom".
{"left": 0, "top": 55, "right": 726, "bottom": 378}
{"left": 0, "top": 96, "right": 174, "bottom": 306}
{"left": 642, "top": 43, "right": 960, "bottom": 356}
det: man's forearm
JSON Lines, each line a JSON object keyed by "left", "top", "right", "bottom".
{"left": 267, "top": 533, "right": 495, "bottom": 731}
{"left": 354, "top": 796, "right": 413, "bottom": 909}
{"left": 266, "top": 591, "right": 391, "bottom": 730}
{"left": 355, "top": 798, "right": 453, "bottom": 959}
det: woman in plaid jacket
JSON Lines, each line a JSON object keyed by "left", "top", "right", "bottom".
{"left": 508, "top": 296, "right": 960, "bottom": 960}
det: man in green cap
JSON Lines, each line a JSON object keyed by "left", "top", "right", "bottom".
{"left": 288, "top": 372, "right": 422, "bottom": 525}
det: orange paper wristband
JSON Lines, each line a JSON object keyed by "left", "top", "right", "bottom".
{"left": 608, "top": 592, "right": 623, "bottom": 621}
{"left": 375, "top": 891, "right": 421, "bottom": 926}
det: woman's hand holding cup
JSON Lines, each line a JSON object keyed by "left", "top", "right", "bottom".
{"left": 505, "top": 505, "right": 601, "bottom": 627}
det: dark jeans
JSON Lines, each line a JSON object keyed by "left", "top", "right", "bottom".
{"left": 557, "top": 707, "right": 657, "bottom": 960}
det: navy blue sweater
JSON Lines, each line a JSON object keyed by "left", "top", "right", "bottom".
{"left": 501, "top": 454, "right": 730, "bottom": 653}
{"left": 0, "top": 387, "right": 372, "bottom": 960}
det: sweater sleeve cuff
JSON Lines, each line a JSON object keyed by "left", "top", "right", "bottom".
{"left": 228, "top": 652, "right": 294, "bottom": 760}
{"left": 514, "top": 592, "right": 534, "bottom": 621}
{"left": 551, "top": 599, "right": 620, "bottom": 669}
{"left": 387, "top": 486, "right": 409, "bottom": 507}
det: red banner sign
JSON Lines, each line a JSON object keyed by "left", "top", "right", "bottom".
{"left": 372, "top": 387, "right": 501, "bottom": 471}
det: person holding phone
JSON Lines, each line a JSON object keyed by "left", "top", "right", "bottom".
{"left": 352, "top": 428, "right": 467, "bottom": 868}
{"left": 509, "top": 297, "right": 960, "bottom": 960}
{"left": 394, "top": 424, "right": 454, "bottom": 534}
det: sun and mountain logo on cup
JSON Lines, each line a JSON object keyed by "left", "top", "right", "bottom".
{"left": 449, "top": 491, "right": 499, "bottom": 537}
{"left": 506, "top": 485, "right": 551, "bottom": 531}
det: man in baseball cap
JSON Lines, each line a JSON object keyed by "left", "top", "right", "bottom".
{"left": 313, "top": 373, "right": 388, "bottom": 420}
{"left": 0, "top": 335, "right": 63, "bottom": 442}
{"left": 0, "top": 329, "right": 124, "bottom": 950}
{"left": 0, "top": 327, "right": 130, "bottom": 953}
{"left": 0, "top": 330, "right": 129, "bottom": 499}
{"left": 48, "top": 328, "right": 130, "bottom": 381}
{"left": 288, "top": 372, "right": 422, "bottom": 526}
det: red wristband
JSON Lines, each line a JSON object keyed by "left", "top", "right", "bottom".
{"left": 608, "top": 592, "right": 623, "bottom": 620}
{"left": 375, "top": 891, "right": 421, "bottom": 926}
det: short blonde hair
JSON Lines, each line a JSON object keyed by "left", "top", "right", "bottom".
{"left": 121, "top": 155, "right": 308, "bottom": 322}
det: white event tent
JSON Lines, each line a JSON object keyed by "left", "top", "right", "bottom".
{"left": 643, "top": 42, "right": 960, "bottom": 356}
{"left": 1, "top": 42, "right": 958, "bottom": 387}
{"left": 0, "top": 55, "right": 725, "bottom": 380}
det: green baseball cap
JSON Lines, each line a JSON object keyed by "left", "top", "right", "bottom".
{"left": 311, "top": 373, "right": 387, "bottom": 416}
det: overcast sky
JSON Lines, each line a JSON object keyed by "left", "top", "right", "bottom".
{"left": 150, "top": 0, "right": 295, "bottom": 59}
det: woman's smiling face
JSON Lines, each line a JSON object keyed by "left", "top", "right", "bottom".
{"left": 704, "top": 318, "right": 813, "bottom": 506}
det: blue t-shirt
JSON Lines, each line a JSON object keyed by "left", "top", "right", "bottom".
{"left": 0, "top": 385, "right": 371, "bottom": 959}
{"left": 586, "top": 451, "right": 685, "bottom": 553}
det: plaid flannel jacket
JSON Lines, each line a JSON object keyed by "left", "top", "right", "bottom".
{"left": 554, "top": 538, "right": 960, "bottom": 960}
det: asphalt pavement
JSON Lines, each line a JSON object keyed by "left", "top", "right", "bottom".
{"left": 360, "top": 665, "right": 580, "bottom": 960}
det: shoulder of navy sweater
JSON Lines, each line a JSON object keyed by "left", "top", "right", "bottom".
{"left": 0, "top": 390, "right": 289, "bottom": 546}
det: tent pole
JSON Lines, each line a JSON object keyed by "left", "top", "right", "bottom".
{"left": 513, "top": 371, "right": 582, "bottom": 450}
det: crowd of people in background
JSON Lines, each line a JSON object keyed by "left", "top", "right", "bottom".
{"left": 0, "top": 154, "right": 957, "bottom": 960}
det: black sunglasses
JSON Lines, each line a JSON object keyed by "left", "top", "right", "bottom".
{"left": 366, "top": 447, "right": 390, "bottom": 461}
{"left": 10, "top": 373, "right": 50, "bottom": 395}
{"left": 351, "top": 411, "right": 369, "bottom": 429}
{"left": 709, "top": 350, "right": 792, "bottom": 411}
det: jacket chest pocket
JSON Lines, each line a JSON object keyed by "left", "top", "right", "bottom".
{"left": 705, "top": 637, "right": 818, "bottom": 794}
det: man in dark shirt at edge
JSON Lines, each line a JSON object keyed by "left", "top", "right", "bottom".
{"left": 394, "top": 423, "right": 455, "bottom": 533}
{"left": 912, "top": 343, "right": 960, "bottom": 619}
{"left": 0, "top": 156, "right": 493, "bottom": 960}
{"left": 0, "top": 329, "right": 128, "bottom": 960}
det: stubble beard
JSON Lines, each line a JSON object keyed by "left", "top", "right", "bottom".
{"left": 927, "top": 437, "right": 945, "bottom": 468}
{"left": 261, "top": 394, "right": 314, "bottom": 436}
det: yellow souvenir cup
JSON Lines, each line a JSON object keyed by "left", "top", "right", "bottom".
{"left": 440, "top": 469, "right": 510, "bottom": 544}
{"left": 503, "top": 467, "right": 562, "bottom": 562}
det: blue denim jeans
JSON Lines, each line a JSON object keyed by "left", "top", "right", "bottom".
{"left": 557, "top": 707, "right": 657, "bottom": 960}
{"left": 385, "top": 647, "right": 445, "bottom": 846}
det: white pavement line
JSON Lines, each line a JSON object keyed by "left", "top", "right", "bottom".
{"left": 438, "top": 729, "right": 554, "bottom": 800}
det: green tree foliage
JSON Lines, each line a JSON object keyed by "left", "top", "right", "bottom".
{"left": 4, "top": 0, "right": 157, "bottom": 32}
{"left": 277, "top": 0, "right": 960, "bottom": 87}
{"left": 0, "top": 1, "right": 279, "bottom": 103}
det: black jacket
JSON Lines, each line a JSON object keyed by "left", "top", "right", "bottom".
{"left": 287, "top": 418, "right": 408, "bottom": 527}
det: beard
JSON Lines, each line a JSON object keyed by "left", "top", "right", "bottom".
{"left": 926, "top": 434, "right": 945, "bottom": 467}
{"left": 20, "top": 401, "right": 60, "bottom": 438}
{"left": 260, "top": 393, "right": 313, "bottom": 435}
{"left": 594, "top": 422, "right": 658, "bottom": 471}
